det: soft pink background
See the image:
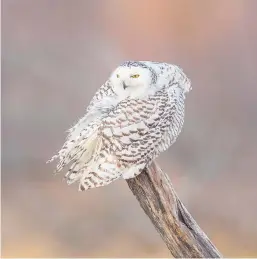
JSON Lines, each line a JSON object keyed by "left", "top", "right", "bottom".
{"left": 2, "top": 0, "right": 257, "bottom": 257}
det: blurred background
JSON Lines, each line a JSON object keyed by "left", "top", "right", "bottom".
{"left": 2, "top": 0, "right": 257, "bottom": 257}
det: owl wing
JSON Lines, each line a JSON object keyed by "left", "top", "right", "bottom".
{"left": 76, "top": 90, "right": 170, "bottom": 191}
{"left": 47, "top": 80, "right": 116, "bottom": 172}
{"left": 99, "top": 88, "right": 176, "bottom": 179}
{"left": 67, "top": 80, "right": 115, "bottom": 139}
{"left": 69, "top": 88, "right": 177, "bottom": 191}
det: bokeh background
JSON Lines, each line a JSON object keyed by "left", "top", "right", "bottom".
{"left": 2, "top": 0, "right": 257, "bottom": 257}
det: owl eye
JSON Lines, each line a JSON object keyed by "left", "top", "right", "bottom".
{"left": 131, "top": 74, "right": 140, "bottom": 78}
{"left": 116, "top": 74, "right": 120, "bottom": 78}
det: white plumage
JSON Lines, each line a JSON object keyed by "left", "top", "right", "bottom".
{"left": 48, "top": 61, "right": 191, "bottom": 191}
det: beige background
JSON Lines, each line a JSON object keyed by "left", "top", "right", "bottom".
{"left": 2, "top": 0, "right": 257, "bottom": 257}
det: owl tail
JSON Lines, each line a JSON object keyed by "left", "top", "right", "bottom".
{"left": 78, "top": 165, "right": 122, "bottom": 191}
{"left": 78, "top": 151, "right": 122, "bottom": 191}
{"left": 64, "top": 132, "right": 122, "bottom": 191}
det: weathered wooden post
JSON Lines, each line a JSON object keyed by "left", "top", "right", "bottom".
{"left": 126, "top": 162, "right": 222, "bottom": 258}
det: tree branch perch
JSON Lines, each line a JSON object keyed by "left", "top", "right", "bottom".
{"left": 126, "top": 162, "right": 222, "bottom": 258}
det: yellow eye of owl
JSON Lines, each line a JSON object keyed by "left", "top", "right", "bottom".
{"left": 131, "top": 74, "right": 140, "bottom": 78}
{"left": 116, "top": 74, "right": 120, "bottom": 78}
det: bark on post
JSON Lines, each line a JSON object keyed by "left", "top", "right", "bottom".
{"left": 126, "top": 162, "right": 222, "bottom": 258}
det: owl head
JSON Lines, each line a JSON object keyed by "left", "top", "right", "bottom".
{"left": 109, "top": 61, "right": 191, "bottom": 100}
{"left": 110, "top": 61, "right": 158, "bottom": 99}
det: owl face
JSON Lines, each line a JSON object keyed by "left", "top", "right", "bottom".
{"left": 110, "top": 66, "right": 153, "bottom": 99}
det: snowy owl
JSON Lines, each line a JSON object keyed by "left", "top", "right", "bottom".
{"left": 48, "top": 61, "right": 192, "bottom": 191}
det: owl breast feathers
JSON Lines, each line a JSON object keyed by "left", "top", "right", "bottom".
{"left": 48, "top": 61, "right": 191, "bottom": 191}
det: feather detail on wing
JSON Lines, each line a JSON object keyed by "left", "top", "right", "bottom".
{"left": 47, "top": 80, "right": 115, "bottom": 167}
{"left": 47, "top": 80, "right": 117, "bottom": 174}
{"left": 98, "top": 88, "right": 177, "bottom": 179}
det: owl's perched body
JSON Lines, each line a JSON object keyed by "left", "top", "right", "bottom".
{"left": 48, "top": 61, "right": 191, "bottom": 191}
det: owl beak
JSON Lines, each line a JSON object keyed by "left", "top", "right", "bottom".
{"left": 123, "top": 82, "right": 129, "bottom": 90}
